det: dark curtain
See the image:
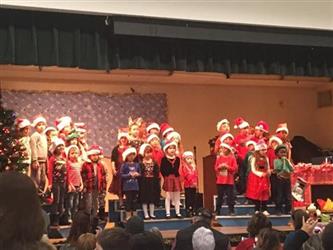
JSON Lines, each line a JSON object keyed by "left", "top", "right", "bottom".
{"left": 1, "top": 9, "right": 333, "bottom": 77}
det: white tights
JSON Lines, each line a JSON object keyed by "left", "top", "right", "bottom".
{"left": 165, "top": 191, "right": 181, "bottom": 216}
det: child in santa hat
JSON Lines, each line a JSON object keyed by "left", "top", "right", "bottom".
{"left": 14, "top": 118, "right": 32, "bottom": 175}
{"left": 216, "top": 133, "right": 235, "bottom": 157}
{"left": 215, "top": 143, "right": 238, "bottom": 215}
{"left": 30, "top": 115, "right": 49, "bottom": 194}
{"left": 55, "top": 116, "right": 72, "bottom": 141}
{"left": 214, "top": 119, "right": 231, "bottom": 154}
{"left": 159, "top": 123, "right": 174, "bottom": 149}
{"left": 245, "top": 141, "right": 271, "bottom": 216}
{"left": 166, "top": 131, "right": 183, "bottom": 156}
{"left": 120, "top": 147, "right": 141, "bottom": 220}
{"left": 181, "top": 151, "right": 199, "bottom": 217}
{"left": 81, "top": 145, "right": 107, "bottom": 224}
{"left": 160, "top": 140, "right": 182, "bottom": 218}
{"left": 146, "top": 134, "right": 164, "bottom": 167}
{"left": 138, "top": 143, "right": 160, "bottom": 219}
{"left": 74, "top": 122, "right": 89, "bottom": 161}
{"left": 146, "top": 122, "right": 160, "bottom": 136}
{"left": 47, "top": 138, "right": 67, "bottom": 226}
{"left": 65, "top": 145, "right": 83, "bottom": 222}
{"left": 65, "top": 130, "right": 80, "bottom": 147}
{"left": 252, "top": 121, "right": 269, "bottom": 144}
{"left": 275, "top": 123, "right": 292, "bottom": 160}
{"left": 44, "top": 127, "right": 58, "bottom": 152}
{"left": 108, "top": 130, "right": 129, "bottom": 209}
{"left": 128, "top": 117, "right": 144, "bottom": 152}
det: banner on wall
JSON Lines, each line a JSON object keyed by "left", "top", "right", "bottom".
{"left": 1, "top": 90, "right": 167, "bottom": 156}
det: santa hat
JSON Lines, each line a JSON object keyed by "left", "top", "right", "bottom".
{"left": 49, "top": 138, "right": 65, "bottom": 154}
{"left": 216, "top": 119, "right": 229, "bottom": 132}
{"left": 87, "top": 144, "right": 102, "bottom": 156}
{"left": 219, "top": 143, "right": 233, "bottom": 152}
{"left": 166, "top": 131, "right": 181, "bottom": 142}
{"left": 65, "top": 145, "right": 79, "bottom": 158}
{"left": 269, "top": 136, "right": 283, "bottom": 146}
{"left": 220, "top": 133, "right": 234, "bottom": 143}
{"left": 118, "top": 131, "right": 129, "bottom": 141}
{"left": 55, "top": 116, "right": 72, "bottom": 131}
{"left": 234, "top": 117, "right": 249, "bottom": 129}
{"left": 246, "top": 140, "right": 256, "bottom": 147}
{"left": 139, "top": 143, "right": 152, "bottom": 156}
{"left": 147, "top": 134, "right": 160, "bottom": 143}
{"left": 163, "top": 140, "right": 178, "bottom": 152}
{"left": 255, "top": 121, "right": 269, "bottom": 133}
{"left": 74, "top": 122, "right": 86, "bottom": 133}
{"left": 15, "top": 118, "right": 31, "bottom": 129}
{"left": 276, "top": 123, "right": 289, "bottom": 134}
{"left": 122, "top": 147, "right": 137, "bottom": 161}
{"left": 32, "top": 116, "right": 47, "bottom": 127}
{"left": 255, "top": 141, "right": 267, "bottom": 151}
{"left": 44, "top": 126, "right": 57, "bottom": 135}
{"left": 182, "top": 151, "right": 194, "bottom": 159}
{"left": 146, "top": 123, "right": 160, "bottom": 133}
{"left": 160, "top": 123, "right": 174, "bottom": 137}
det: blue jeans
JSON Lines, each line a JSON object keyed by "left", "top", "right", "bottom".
{"left": 66, "top": 190, "right": 81, "bottom": 220}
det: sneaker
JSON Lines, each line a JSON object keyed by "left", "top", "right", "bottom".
{"left": 176, "top": 214, "right": 182, "bottom": 219}
{"left": 255, "top": 210, "right": 260, "bottom": 214}
{"left": 263, "top": 210, "right": 270, "bottom": 216}
{"left": 150, "top": 214, "right": 156, "bottom": 219}
{"left": 144, "top": 216, "right": 150, "bottom": 220}
{"left": 165, "top": 214, "right": 171, "bottom": 219}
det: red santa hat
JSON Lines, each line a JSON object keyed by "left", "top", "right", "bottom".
{"left": 166, "top": 131, "right": 181, "bottom": 142}
{"left": 118, "top": 131, "right": 129, "bottom": 141}
{"left": 255, "top": 141, "right": 268, "bottom": 151}
{"left": 268, "top": 136, "right": 283, "bottom": 146}
{"left": 246, "top": 140, "right": 257, "bottom": 147}
{"left": 32, "top": 116, "right": 47, "bottom": 127}
{"left": 276, "top": 123, "right": 289, "bottom": 134}
{"left": 15, "top": 118, "right": 31, "bottom": 129}
{"left": 216, "top": 119, "right": 229, "bottom": 132}
{"left": 182, "top": 151, "right": 194, "bottom": 159}
{"left": 74, "top": 122, "right": 86, "bottom": 133}
{"left": 122, "top": 147, "right": 137, "bottom": 161}
{"left": 163, "top": 140, "right": 178, "bottom": 152}
{"left": 255, "top": 120, "right": 269, "bottom": 133}
{"left": 55, "top": 116, "right": 72, "bottom": 131}
{"left": 49, "top": 138, "right": 65, "bottom": 154}
{"left": 65, "top": 145, "right": 80, "bottom": 158}
{"left": 139, "top": 143, "right": 152, "bottom": 156}
{"left": 147, "top": 134, "right": 160, "bottom": 143}
{"left": 44, "top": 126, "right": 57, "bottom": 135}
{"left": 234, "top": 117, "right": 249, "bottom": 129}
{"left": 220, "top": 133, "right": 234, "bottom": 143}
{"left": 219, "top": 143, "right": 233, "bottom": 152}
{"left": 160, "top": 123, "right": 174, "bottom": 137}
{"left": 146, "top": 123, "right": 160, "bottom": 133}
{"left": 87, "top": 144, "right": 102, "bottom": 156}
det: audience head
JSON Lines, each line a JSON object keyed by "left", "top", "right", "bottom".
{"left": 193, "top": 208, "right": 213, "bottom": 225}
{"left": 256, "top": 228, "right": 281, "bottom": 250}
{"left": 125, "top": 216, "right": 144, "bottom": 235}
{"left": 0, "top": 171, "right": 45, "bottom": 249}
{"left": 130, "top": 231, "right": 164, "bottom": 250}
{"left": 149, "top": 227, "right": 163, "bottom": 241}
{"left": 192, "top": 226, "right": 215, "bottom": 250}
{"left": 322, "top": 222, "right": 333, "bottom": 250}
{"left": 247, "top": 212, "right": 272, "bottom": 237}
{"left": 67, "top": 210, "right": 91, "bottom": 245}
{"left": 292, "top": 209, "right": 309, "bottom": 230}
{"left": 96, "top": 228, "right": 131, "bottom": 250}
{"left": 77, "top": 233, "right": 96, "bottom": 250}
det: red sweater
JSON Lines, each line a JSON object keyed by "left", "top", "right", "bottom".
{"left": 67, "top": 161, "right": 82, "bottom": 187}
{"left": 215, "top": 154, "right": 238, "bottom": 185}
{"left": 267, "top": 147, "right": 277, "bottom": 170}
{"left": 181, "top": 162, "right": 198, "bottom": 188}
{"left": 234, "top": 134, "right": 251, "bottom": 160}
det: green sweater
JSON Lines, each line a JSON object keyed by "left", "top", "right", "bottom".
{"left": 274, "top": 158, "right": 293, "bottom": 173}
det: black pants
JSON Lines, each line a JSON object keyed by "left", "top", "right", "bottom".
{"left": 270, "top": 174, "right": 278, "bottom": 204}
{"left": 51, "top": 182, "right": 66, "bottom": 215}
{"left": 216, "top": 184, "right": 235, "bottom": 213}
{"left": 276, "top": 177, "right": 291, "bottom": 213}
{"left": 185, "top": 187, "right": 197, "bottom": 211}
{"left": 124, "top": 190, "right": 138, "bottom": 212}
{"left": 252, "top": 199, "right": 268, "bottom": 212}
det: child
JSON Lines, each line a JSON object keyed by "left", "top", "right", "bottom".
{"left": 30, "top": 116, "right": 48, "bottom": 190}
{"left": 48, "top": 138, "right": 67, "bottom": 226}
{"left": 214, "top": 118, "right": 230, "bottom": 154}
{"left": 166, "top": 131, "right": 183, "bottom": 156}
{"left": 275, "top": 123, "right": 292, "bottom": 160}
{"left": 55, "top": 116, "right": 72, "bottom": 141}
{"left": 15, "top": 118, "right": 32, "bottom": 175}
{"left": 108, "top": 130, "right": 129, "bottom": 209}
{"left": 128, "top": 117, "right": 144, "bottom": 151}
{"left": 65, "top": 145, "right": 83, "bottom": 222}
{"left": 246, "top": 142, "right": 271, "bottom": 216}
{"left": 274, "top": 144, "right": 293, "bottom": 215}
{"left": 159, "top": 123, "right": 174, "bottom": 149}
{"left": 146, "top": 122, "right": 160, "bottom": 136}
{"left": 75, "top": 122, "right": 89, "bottom": 161}
{"left": 147, "top": 134, "right": 164, "bottom": 167}
{"left": 81, "top": 145, "right": 107, "bottom": 221}
{"left": 44, "top": 127, "right": 58, "bottom": 150}
{"left": 120, "top": 147, "right": 141, "bottom": 220}
{"left": 139, "top": 143, "right": 160, "bottom": 219}
{"left": 160, "top": 140, "right": 182, "bottom": 218}
{"left": 215, "top": 143, "right": 238, "bottom": 215}
{"left": 252, "top": 121, "right": 269, "bottom": 143}
{"left": 181, "top": 151, "right": 198, "bottom": 217}
{"left": 65, "top": 130, "right": 80, "bottom": 147}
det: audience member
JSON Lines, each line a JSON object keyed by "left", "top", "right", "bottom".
{"left": 173, "top": 208, "right": 230, "bottom": 250}
{"left": 254, "top": 228, "right": 281, "bottom": 250}
{"left": 77, "top": 233, "right": 96, "bottom": 250}
{"left": 321, "top": 222, "right": 333, "bottom": 250}
{"left": 130, "top": 231, "right": 165, "bottom": 250}
{"left": 96, "top": 228, "right": 131, "bottom": 250}
{"left": 125, "top": 215, "right": 145, "bottom": 235}
{"left": 236, "top": 212, "right": 272, "bottom": 250}
{"left": 192, "top": 226, "right": 215, "bottom": 250}
{"left": 0, "top": 171, "right": 45, "bottom": 250}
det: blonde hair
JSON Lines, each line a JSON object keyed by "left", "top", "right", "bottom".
{"left": 77, "top": 233, "right": 96, "bottom": 250}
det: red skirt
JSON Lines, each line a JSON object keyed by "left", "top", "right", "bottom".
{"left": 108, "top": 175, "right": 122, "bottom": 195}
{"left": 246, "top": 172, "right": 270, "bottom": 201}
{"left": 163, "top": 175, "right": 182, "bottom": 192}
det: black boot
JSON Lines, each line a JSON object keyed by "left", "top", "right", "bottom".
{"left": 50, "top": 214, "right": 59, "bottom": 227}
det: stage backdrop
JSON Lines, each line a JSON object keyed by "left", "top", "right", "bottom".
{"left": 1, "top": 90, "right": 167, "bottom": 156}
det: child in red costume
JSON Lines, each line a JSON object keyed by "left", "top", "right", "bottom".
{"left": 216, "top": 133, "right": 234, "bottom": 157}
{"left": 55, "top": 116, "right": 72, "bottom": 142}
{"left": 214, "top": 119, "right": 231, "bottom": 154}
{"left": 146, "top": 122, "right": 160, "bottom": 136}
{"left": 252, "top": 121, "right": 269, "bottom": 144}
{"left": 181, "top": 151, "right": 198, "bottom": 217}
{"left": 215, "top": 143, "right": 238, "bottom": 215}
{"left": 246, "top": 142, "right": 271, "bottom": 216}
{"left": 147, "top": 134, "right": 164, "bottom": 167}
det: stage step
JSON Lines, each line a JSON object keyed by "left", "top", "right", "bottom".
{"left": 216, "top": 214, "right": 291, "bottom": 227}
{"left": 219, "top": 204, "right": 276, "bottom": 215}
{"left": 144, "top": 217, "right": 192, "bottom": 230}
